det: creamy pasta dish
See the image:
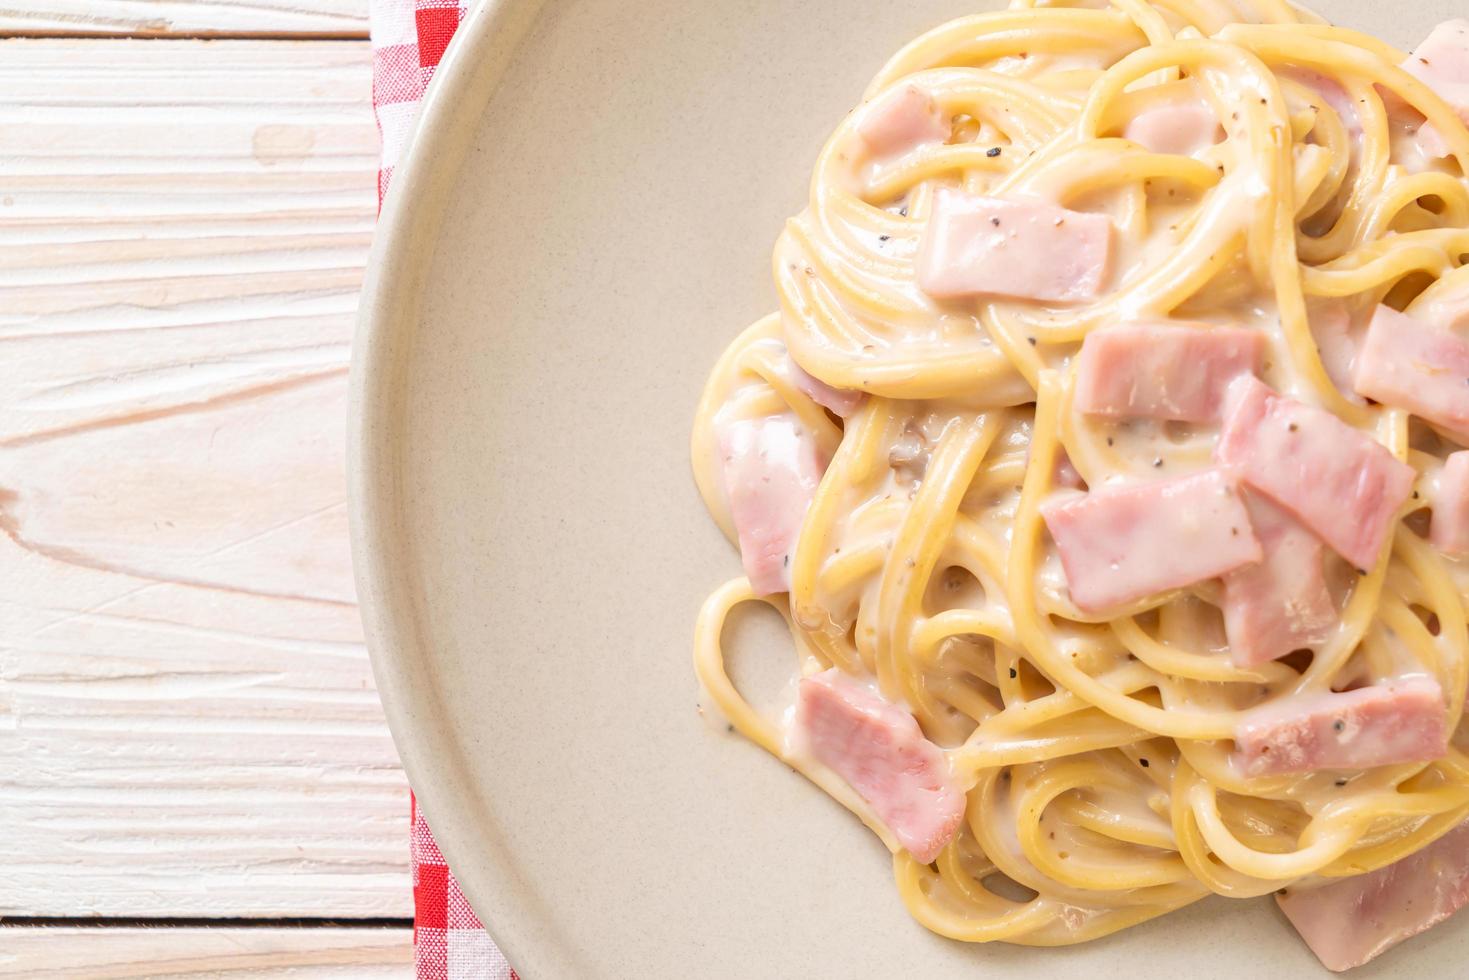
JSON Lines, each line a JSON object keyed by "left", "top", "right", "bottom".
{"left": 691, "top": 1, "right": 1469, "bottom": 971}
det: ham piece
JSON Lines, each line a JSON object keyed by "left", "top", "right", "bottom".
{"left": 1216, "top": 376, "right": 1415, "bottom": 570}
{"left": 1123, "top": 93, "right": 1221, "bottom": 156}
{"left": 793, "top": 669, "right": 965, "bottom": 863}
{"left": 916, "top": 189, "right": 1113, "bottom": 303}
{"left": 1041, "top": 468, "right": 1262, "bottom": 613}
{"left": 718, "top": 415, "right": 826, "bottom": 595}
{"left": 1074, "top": 322, "right": 1263, "bottom": 422}
{"left": 1221, "top": 494, "right": 1337, "bottom": 668}
{"left": 1432, "top": 451, "right": 1469, "bottom": 555}
{"left": 1232, "top": 676, "right": 1447, "bottom": 777}
{"left": 787, "top": 359, "right": 864, "bottom": 418}
{"left": 1278, "top": 819, "right": 1469, "bottom": 971}
{"left": 1354, "top": 303, "right": 1469, "bottom": 444}
{"left": 858, "top": 84, "right": 948, "bottom": 160}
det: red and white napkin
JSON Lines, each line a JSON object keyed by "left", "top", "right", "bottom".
{"left": 371, "top": 2, "right": 517, "bottom": 977}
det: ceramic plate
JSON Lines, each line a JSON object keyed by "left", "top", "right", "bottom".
{"left": 350, "top": 1, "right": 1469, "bottom": 975}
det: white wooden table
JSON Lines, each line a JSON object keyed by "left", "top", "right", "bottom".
{"left": 0, "top": 1, "right": 415, "bottom": 973}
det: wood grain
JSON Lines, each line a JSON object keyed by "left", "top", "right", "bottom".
{"left": 0, "top": 39, "right": 410, "bottom": 917}
{"left": 0, "top": 0, "right": 367, "bottom": 38}
{"left": 0, "top": 927, "right": 412, "bottom": 978}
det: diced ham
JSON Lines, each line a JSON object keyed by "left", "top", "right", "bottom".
{"left": 717, "top": 414, "right": 826, "bottom": 595}
{"left": 1403, "top": 21, "right": 1469, "bottom": 122}
{"left": 1073, "top": 322, "right": 1264, "bottom": 422}
{"left": 1122, "top": 96, "right": 1221, "bottom": 157}
{"left": 1216, "top": 376, "right": 1415, "bottom": 570}
{"left": 1420, "top": 285, "right": 1469, "bottom": 331}
{"left": 1416, "top": 119, "right": 1453, "bottom": 160}
{"left": 1432, "top": 451, "right": 1469, "bottom": 555}
{"left": 858, "top": 84, "right": 948, "bottom": 160}
{"left": 1280, "top": 67, "right": 1362, "bottom": 140}
{"left": 1233, "top": 676, "right": 1447, "bottom": 777}
{"left": 759, "top": 336, "right": 865, "bottom": 418}
{"left": 793, "top": 669, "right": 964, "bottom": 864}
{"left": 916, "top": 189, "right": 1113, "bottom": 303}
{"left": 1221, "top": 494, "right": 1337, "bottom": 668}
{"left": 1354, "top": 303, "right": 1469, "bottom": 443}
{"left": 1041, "top": 468, "right": 1262, "bottom": 613}
{"left": 1278, "top": 819, "right": 1469, "bottom": 972}
{"left": 787, "top": 359, "right": 864, "bottom": 418}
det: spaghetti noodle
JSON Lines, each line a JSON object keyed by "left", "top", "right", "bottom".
{"left": 691, "top": 0, "right": 1469, "bottom": 958}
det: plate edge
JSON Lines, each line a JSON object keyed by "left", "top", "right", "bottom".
{"left": 345, "top": 1, "right": 583, "bottom": 975}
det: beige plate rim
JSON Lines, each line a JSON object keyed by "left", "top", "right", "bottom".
{"left": 348, "top": 0, "right": 557, "bottom": 973}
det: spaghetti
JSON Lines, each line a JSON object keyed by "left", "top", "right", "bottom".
{"left": 691, "top": 0, "right": 1469, "bottom": 955}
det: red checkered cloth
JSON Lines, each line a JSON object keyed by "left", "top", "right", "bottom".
{"left": 371, "top": 0, "right": 469, "bottom": 205}
{"left": 410, "top": 796, "right": 514, "bottom": 978}
{"left": 371, "top": 2, "right": 517, "bottom": 977}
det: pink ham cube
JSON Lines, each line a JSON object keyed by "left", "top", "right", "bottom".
{"left": 793, "top": 669, "right": 965, "bottom": 864}
{"left": 1281, "top": 67, "right": 1361, "bottom": 139}
{"left": 1074, "top": 322, "right": 1263, "bottom": 422}
{"left": 787, "top": 359, "right": 864, "bottom": 418}
{"left": 1122, "top": 94, "right": 1221, "bottom": 156}
{"left": 1232, "top": 676, "right": 1447, "bottom": 777}
{"left": 1403, "top": 21, "right": 1469, "bottom": 121}
{"left": 717, "top": 414, "right": 826, "bottom": 596}
{"left": 916, "top": 189, "right": 1113, "bottom": 303}
{"left": 1278, "top": 819, "right": 1469, "bottom": 972}
{"left": 1354, "top": 303, "right": 1469, "bottom": 444}
{"left": 1400, "top": 23, "right": 1469, "bottom": 162}
{"left": 1432, "top": 451, "right": 1469, "bottom": 555}
{"left": 1216, "top": 376, "right": 1415, "bottom": 570}
{"left": 1416, "top": 119, "right": 1454, "bottom": 159}
{"left": 1041, "top": 468, "right": 1262, "bottom": 614}
{"left": 1222, "top": 495, "right": 1337, "bottom": 667}
{"left": 857, "top": 84, "right": 948, "bottom": 160}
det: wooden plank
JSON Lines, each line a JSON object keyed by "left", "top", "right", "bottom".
{"left": 0, "top": 927, "right": 412, "bottom": 978}
{"left": 0, "top": 40, "right": 411, "bottom": 917}
{"left": 0, "top": 1, "right": 368, "bottom": 38}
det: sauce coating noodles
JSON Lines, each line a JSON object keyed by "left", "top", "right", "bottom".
{"left": 692, "top": 0, "right": 1469, "bottom": 947}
